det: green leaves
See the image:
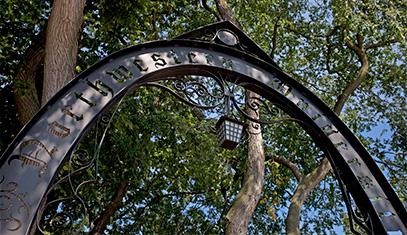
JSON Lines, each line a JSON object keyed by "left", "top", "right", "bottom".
{"left": 227, "top": 0, "right": 407, "bottom": 233}
{"left": 3, "top": 0, "right": 406, "bottom": 233}
{"left": 46, "top": 86, "right": 238, "bottom": 233}
{"left": 0, "top": 0, "right": 50, "bottom": 80}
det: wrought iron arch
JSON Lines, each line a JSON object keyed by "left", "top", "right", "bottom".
{"left": 1, "top": 21, "right": 406, "bottom": 234}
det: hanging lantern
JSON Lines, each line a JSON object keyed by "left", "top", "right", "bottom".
{"left": 214, "top": 116, "right": 248, "bottom": 150}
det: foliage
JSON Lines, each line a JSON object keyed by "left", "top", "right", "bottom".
{"left": 40, "top": 86, "right": 240, "bottom": 234}
{"left": 0, "top": 85, "right": 18, "bottom": 154}
{"left": 1, "top": 0, "right": 406, "bottom": 234}
{"left": 0, "top": 0, "right": 50, "bottom": 79}
{"left": 229, "top": 0, "right": 407, "bottom": 233}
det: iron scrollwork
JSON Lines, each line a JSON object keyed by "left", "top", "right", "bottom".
{"left": 144, "top": 73, "right": 288, "bottom": 130}
{"left": 14, "top": 21, "right": 402, "bottom": 234}
{"left": 330, "top": 163, "right": 374, "bottom": 234}
{"left": 36, "top": 148, "right": 94, "bottom": 235}
{"left": 143, "top": 73, "right": 225, "bottom": 110}
{"left": 35, "top": 72, "right": 293, "bottom": 233}
{"left": 36, "top": 107, "right": 122, "bottom": 234}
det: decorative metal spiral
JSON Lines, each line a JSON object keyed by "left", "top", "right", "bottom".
{"left": 100, "top": 113, "right": 111, "bottom": 123}
{"left": 354, "top": 207, "right": 370, "bottom": 224}
{"left": 51, "top": 211, "right": 72, "bottom": 229}
{"left": 72, "top": 149, "right": 92, "bottom": 167}
{"left": 148, "top": 74, "right": 290, "bottom": 131}
{"left": 35, "top": 73, "right": 298, "bottom": 234}
{"left": 144, "top": 74, "right": 225, "bottom": 109}
{"left": 229, "top": 95, "right": 283, "bottom": 127}
{"left": 173, "top": 79, "right": 187, "bottom": 91}
{"left": 38, "top": 197, "right": 87, "bottom": 235}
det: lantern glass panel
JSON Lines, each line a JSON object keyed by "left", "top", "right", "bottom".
{"left": 214, "top": 116, "right": 247, "bottom": 150}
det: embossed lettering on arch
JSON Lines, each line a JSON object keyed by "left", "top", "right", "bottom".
{"left": 0, "top": 21, "right": 406, "bottom": 234}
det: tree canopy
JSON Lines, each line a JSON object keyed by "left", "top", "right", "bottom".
{"left": 1, "top": 0, "right": 406, "bottom": 234}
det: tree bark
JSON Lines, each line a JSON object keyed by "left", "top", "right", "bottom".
{"left": 333, "top": 35, "right": 369, "bottom": 114}
{"left": 215, "top": 0, "right": 242, "bottom": 29}
{"left": 214, "top": 1, "right": 266, "bottom": 234}
{"left": 42, "top": 0, "right": 86, "bottom": 104}
{"left": 13, "top": 31, "right": 46, "bottom": 127}
{"left": 286, "top": 158, "right": 331, "bottom": 235}
{"left": 225, "top": 90, "right": 265, "bottom": 234}
{"left": 89, "top": 181, "right": 129, "bottom": 235}
{"left": 285, "top": 33, "right": 370, "bottom": 235}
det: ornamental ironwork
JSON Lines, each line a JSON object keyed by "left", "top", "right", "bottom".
{"left": 0, "top": 21, "right": 406, "bottom": 234}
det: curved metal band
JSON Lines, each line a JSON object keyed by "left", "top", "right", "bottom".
{"left": 0, "top": 37, "right": 405, "bottom": 234}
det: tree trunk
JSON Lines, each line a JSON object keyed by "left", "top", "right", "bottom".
{"left": 24, "top": 2, "right": 86, "bottom": 234}
{"left": 42, "top": 0, "right": 86, "bottom": 104}
{"left": 285, "top": 35, "right": 370, "bottom": 235}
{"left": 286, "top": 158, "right": 331, "bottom": 235}
{"left": 90, "top": 181, "right": 129, "bottom": 234}
{"left": 214, "top": 1, "right": 266, "bottom": 234}
{"left": 13, "top": 31, "right": 46, "bottom": 127}
{"left": 215, "top": 0, "right": 242, "bottom": 29}
{"left": 225, "top": 90, "right": 265, "bottom": 234}
{"left": 333, "top": 36, "right": 370, "bottom": 114}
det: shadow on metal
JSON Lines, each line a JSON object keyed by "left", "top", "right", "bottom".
{"left": 1, "top": 21, "right": 406, "bottom": 234}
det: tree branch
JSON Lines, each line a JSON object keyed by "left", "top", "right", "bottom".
{"left": 290, "top": 71, "right": 336, "bottom": 95}
{"left": 13, "top": 30, "right": 46, "bottom": 127}
{"left": 365, "top": 38, "right": 400, "bottom": 50}
{"left": 168, "top": 3, "right": 192, "bottom": 20}
{"left": 117, "top": 34, "right": 128, "bottom": 46}
{"left": 374, "top": 159, "right": 406, "bottom": 169}
{"left": 286, "top": 25, "right": 350, "bottom": 83}
{"left": 343, "top": 30, "right": 360, "bottom": 52}
{"left": 130, "top": 188, "right": 215, "bottom": 226}
{"left": 90, "top": 156, "right": 140, "bottom": 234}
{"left": 284, "top": 25, "right": 341, "bottom": 40}
{"left": 152, "top": 7, "right": 158, "bottom": 40}
{"left": 156, "top": 190, "right": 211, "bottom": 197}
{"left": 334, "top": 33, "right": 369, "bottom": 115}
{"left": 270, "top": 20, "right": 280, "bottom": 59}
{"left": 357, "top": 33, "right": 363, "bottom": 48}
{"left": 286, "top": 157, "right": 331, "bottom": 235}
{"left": 89, "top": 181, "right": 129, "bottom": 234}
{"left": 325, "top": 36, "right": 347, "bottom": 81}
{"left": 214, "top": 0, "right": 242, "bottom": 29}
{"left": 202, "top": 0, "right": 222, "bottom": 21}
{"left": 267, "top": 155, "right": 303, "bottom": 182}
{"left": 217, "top": 191, "right": 229, "bottom": 227}
{"left": 284, "top": 26, "right": 312, "bottom": 40}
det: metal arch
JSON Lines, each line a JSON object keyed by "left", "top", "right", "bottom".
{"left": 0, "top": 21, "right": 405, "bottom": 234}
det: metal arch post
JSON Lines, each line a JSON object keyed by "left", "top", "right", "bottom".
{"left": 0, "top": 21, "right": 405, "bottom": 234}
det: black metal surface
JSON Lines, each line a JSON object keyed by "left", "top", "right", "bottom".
{"left": 213, "top": 115, "right": 248, "bottom": 150}
{"left": 174, "top": 21, "right": 282, "bottom": 70}
{"left": 0, "top": 21, "right": 405, "bottom": 234}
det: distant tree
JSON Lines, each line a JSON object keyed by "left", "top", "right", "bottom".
{"left": 1, "top": 0, "right": 406, "bottom": 234}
